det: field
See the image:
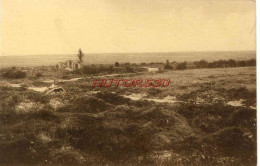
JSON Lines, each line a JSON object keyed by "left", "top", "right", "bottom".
{"left": 0, "top": 66, "right": 256, "bottom": 165}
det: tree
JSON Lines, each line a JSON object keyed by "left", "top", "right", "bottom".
{"left": 78, "top": 48, "right": 84, "bottom": 64}
{"left": 164, "top": 59, "right": 173, "bottom": 70}
{"left": 115, "top": 62, "right": 120, "bottom": 67}
{"left": 164, "top": 64, "right": 173, "bottom": 70}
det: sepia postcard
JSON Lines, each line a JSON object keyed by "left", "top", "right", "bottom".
{"left": 0, "top": 0, "right": 256, "bottom": 165}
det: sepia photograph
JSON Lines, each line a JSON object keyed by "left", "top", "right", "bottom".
{"left": 0, "top": 0, "right": 256, "bottom": 165}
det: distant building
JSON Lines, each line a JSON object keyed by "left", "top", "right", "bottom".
{"left": 71, "top": 61, "right": 82, "bottom": 70}
{"left": 66, "top": 60, "right": 73, "bottom": 68}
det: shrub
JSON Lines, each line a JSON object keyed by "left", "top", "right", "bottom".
{"left": 227, "top": 59, "right": 237, "bottom": 67}
{"left": 58, "top": 96, "right": 111, "bottom": 113}
{"left": 0, "top": 136, "right": 41, "bottom": 164}
{"left": 35, "top": 73, "right": 43, "bottom": 78}
{"left": 229, "top": 108, "right": 256, "bottom": 135}
{"left": 164, "top": 64, "right": 173, "bottom": 70}
{"left": 115, "top": 62, "right": 120, "bottom": 67}
{"left": 193, "top": 60, "right": 208, "bottom": 68}
{"left": 97, "top": 92, "right": 130, "bottom": 105}
{"left": 125, "top": 66, "right": 134, "bottom": 73}
{"left": 31, "top": 107, "right": 60, "bottom": 122}
{"left": 108, "top": 66, "right": 114, "bottom": 73}
{"left": 3, "top": 69, "right": 26, "bottom": 79}
{"left": 204, "top": 127, "right": 256, "bottom": 159}
{"left": 176, "top": 62, "right": 187, "bottom": 70}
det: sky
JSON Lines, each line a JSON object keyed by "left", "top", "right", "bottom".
{"left": 0, "top": 0, "right": 256, "bottom": 55}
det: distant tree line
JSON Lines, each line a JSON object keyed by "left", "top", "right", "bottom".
{"left": 164, "top": 59, "right": 256, "bottom": 70}
{"left": 193, "top": 59, "right": 256, "bottom": 69}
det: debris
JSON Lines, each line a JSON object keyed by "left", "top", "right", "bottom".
{"left": 45, "top": 84, "right": 66, "bottom": 95}
{"left": 227, "top": 99, "right": 245, "bottom": 107}
{"left": 86, "top": 91, "right": 101, "bottom": 95}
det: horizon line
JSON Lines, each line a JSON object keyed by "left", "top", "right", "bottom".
{"left": 0, "top": 50, "right": 256, "bottom": 57}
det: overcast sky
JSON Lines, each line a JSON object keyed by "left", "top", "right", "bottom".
{"left": 1, "top": 0, "right": 256, "bottom": 55}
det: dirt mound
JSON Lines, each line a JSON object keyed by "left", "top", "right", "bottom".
{"left": 58, "top": 96, "right": 112, "bottom": 113}
{"left": 49, "top": 98, "right": 64, "bottom": 110}
{"left": 15, "top": 100, "right": 43, "bottom": 114}
{"left": 97, "top": 92, "right": 131, "bottom": 105}
{"left": 203, "top": 127, "right": 255, "bottom": 159}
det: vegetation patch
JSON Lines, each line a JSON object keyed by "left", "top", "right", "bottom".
{"left": 2, "top": 69, "right": 26, "bottom": 79}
